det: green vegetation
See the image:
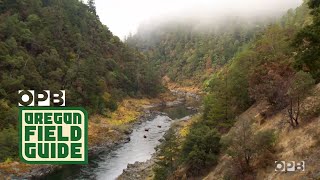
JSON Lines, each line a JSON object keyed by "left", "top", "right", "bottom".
{"left": 0, "top": 126, "right": 18, "bottom": 162}
{"left": 222, "top": 120, "right": 276, "bottom": 179}
{"left": 205, "top": 1, "right": 312, "bottom": 124}
{"left": 154, "top": 122, "right": 221, "bottom": 179}
{"left": 127, "top": 19, "right": 264, "bottom": 84}
{"left": 287, "top": 71, "right": 315, "bottom": 127}
{"left": 0, "top": 0, "right": 319, "bottom": 178}
{"left": 153, "top": 128, "right": 180, "bottom": 180}
{"left": 294, "top": 0, "right": 320, "bottom": 82}
{"left": 181, "top": 123, "right": 221, "bottom": 175}
{"left": 0, "top": 0, "right": 162, "bottom": 162}
{"left": 151, "top": 1, "right": 319, "bottom": 178}
{"left": 129, "top": 1, "right": 313, "bottom": 134}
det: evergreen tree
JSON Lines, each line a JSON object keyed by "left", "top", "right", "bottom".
{"left": 87, "top": 0, "right": 96, "bottom": 15}
{"left": 0, "top": 0, "right": 162, "bottom": 162}
{"left": 294, "top": 0, "right": 320, "bottom": 82}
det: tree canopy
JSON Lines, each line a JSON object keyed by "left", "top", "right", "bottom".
{"left": 0, "top": 0, "right": 162, "bottom": 161}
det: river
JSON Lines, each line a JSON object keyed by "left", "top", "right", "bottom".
{"left": 45, "top": 103, "right": 197, "bottom": 180}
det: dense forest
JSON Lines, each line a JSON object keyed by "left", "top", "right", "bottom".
{"left": 127, "top": 4, "right": 315, "bottom": 87}
{"left": 131, "top": 0, "right": 319, "bottom": 179}
{"left": 0, "top": 0, "right": 320, "bottom": 179}
{"left": 0, "top": 0, "right": 162, "bottom": 162}
{"left": 127, "top": 19, "right": 265, "bottom": 85}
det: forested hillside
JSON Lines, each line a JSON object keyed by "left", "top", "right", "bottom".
{"left": 0, "top": 0, "right": 161, "bottom": 162}
{"left": 148, "top": 1, "right": 320, "bottom": 179}
{"left": 0, "top": 0, "right": 319, "bottom": 179}
{"left": 203, "top": 1, "right": 312, "bottom": 132}
{"left": 128, "top": 2, "right": 314, "bottom": 88}
{"left": 127, "top": 18, "right": 273, "bottom": 85}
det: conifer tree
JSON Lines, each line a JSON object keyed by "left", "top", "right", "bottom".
{"left": 294, "top": 0, "right": 320, "bottom": 82}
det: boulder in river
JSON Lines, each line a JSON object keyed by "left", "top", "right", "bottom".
{"left": 165, "top": 99, "right": 184, "bottom": 107}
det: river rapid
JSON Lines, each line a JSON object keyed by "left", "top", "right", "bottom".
{"left": 44, "top": 102, "right": 198, "bottom": 180}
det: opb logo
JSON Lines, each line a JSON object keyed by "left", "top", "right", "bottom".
{"left": 18, "top": 90, "right": 88, "bottom": 164}
{"left": 18, "top": 90, "right": 65, "bottom": 107}
{"left": 275, "top": 161, "right": 305, "bottom": 172}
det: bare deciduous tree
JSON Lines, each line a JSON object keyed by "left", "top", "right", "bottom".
{"left": 286, "top": 71, "right": 314, "bottom": 127}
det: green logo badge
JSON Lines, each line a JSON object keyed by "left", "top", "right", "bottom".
{"left": 19, "top": 107, "right": 88, "bottom": 164}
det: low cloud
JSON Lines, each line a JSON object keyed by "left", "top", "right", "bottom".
{"left": 95, "top": 0, "right": 303, "bottom": 39}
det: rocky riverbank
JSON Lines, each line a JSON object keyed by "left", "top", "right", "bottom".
{"left": 117, "top": 115, "right": 194, "bottom": 180}
{"left": 88, "top": 110, "right": 165, "bottom": 157}
{"left": 0, "top": 90, "right": 200, "bottom": 179}
{"left": 170, "top": 89, "right": 201, "bottom": 101}
{"left": 0, "top": 110, "right": 164, "bottom": 180}
{"left": 118, "top": 157, "right": 155, "bottom": 180}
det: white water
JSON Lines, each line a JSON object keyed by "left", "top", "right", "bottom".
{"left": 94, "top": 115, "right": 171, "bottom": 180}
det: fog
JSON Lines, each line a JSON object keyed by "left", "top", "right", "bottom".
{"left": 95, "top": 0, "right": 303, "bottom": 39}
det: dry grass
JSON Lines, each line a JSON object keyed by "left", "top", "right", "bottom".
{"left": 0, "top": 162, "right": 54, "bottom": 178}
{"left": 166, "top": 82, "right": 201, "bottom": 94}
{"left": 162, "top": 75, "right": 202, "bottom": 93}
{"left": 178, "top": 115, "right": 201, "bottom": 137}
{"left": 88, "top": 97, "right": 163, "bottom": 146}
{"left": 0, "top": 95, "right": 173, "bottom": 178}
{"left": 204, "top": 84, "right": 320, "bottom": 180}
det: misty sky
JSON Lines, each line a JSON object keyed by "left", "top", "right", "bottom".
{"left": 95, "top": 0, "right": 303, "bottom": 39}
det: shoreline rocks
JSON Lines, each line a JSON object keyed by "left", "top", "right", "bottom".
{"left": 1, "top": 109, "right": 163, "bottom": 180}
{"left": 0, "top": 90, "right": 200, "bottom": 179}
{"left": 117, "top": 114, "right": 194, "bottom": 180}
{"left": 118, "top": 158, "right": 155, "bottom": 180}
{"left": 170, "top": 89, "right": 201, "bottom": 101}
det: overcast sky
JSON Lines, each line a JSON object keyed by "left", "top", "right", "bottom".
{"left": 95, "top": 0, "right": 303, "bottom": 39}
